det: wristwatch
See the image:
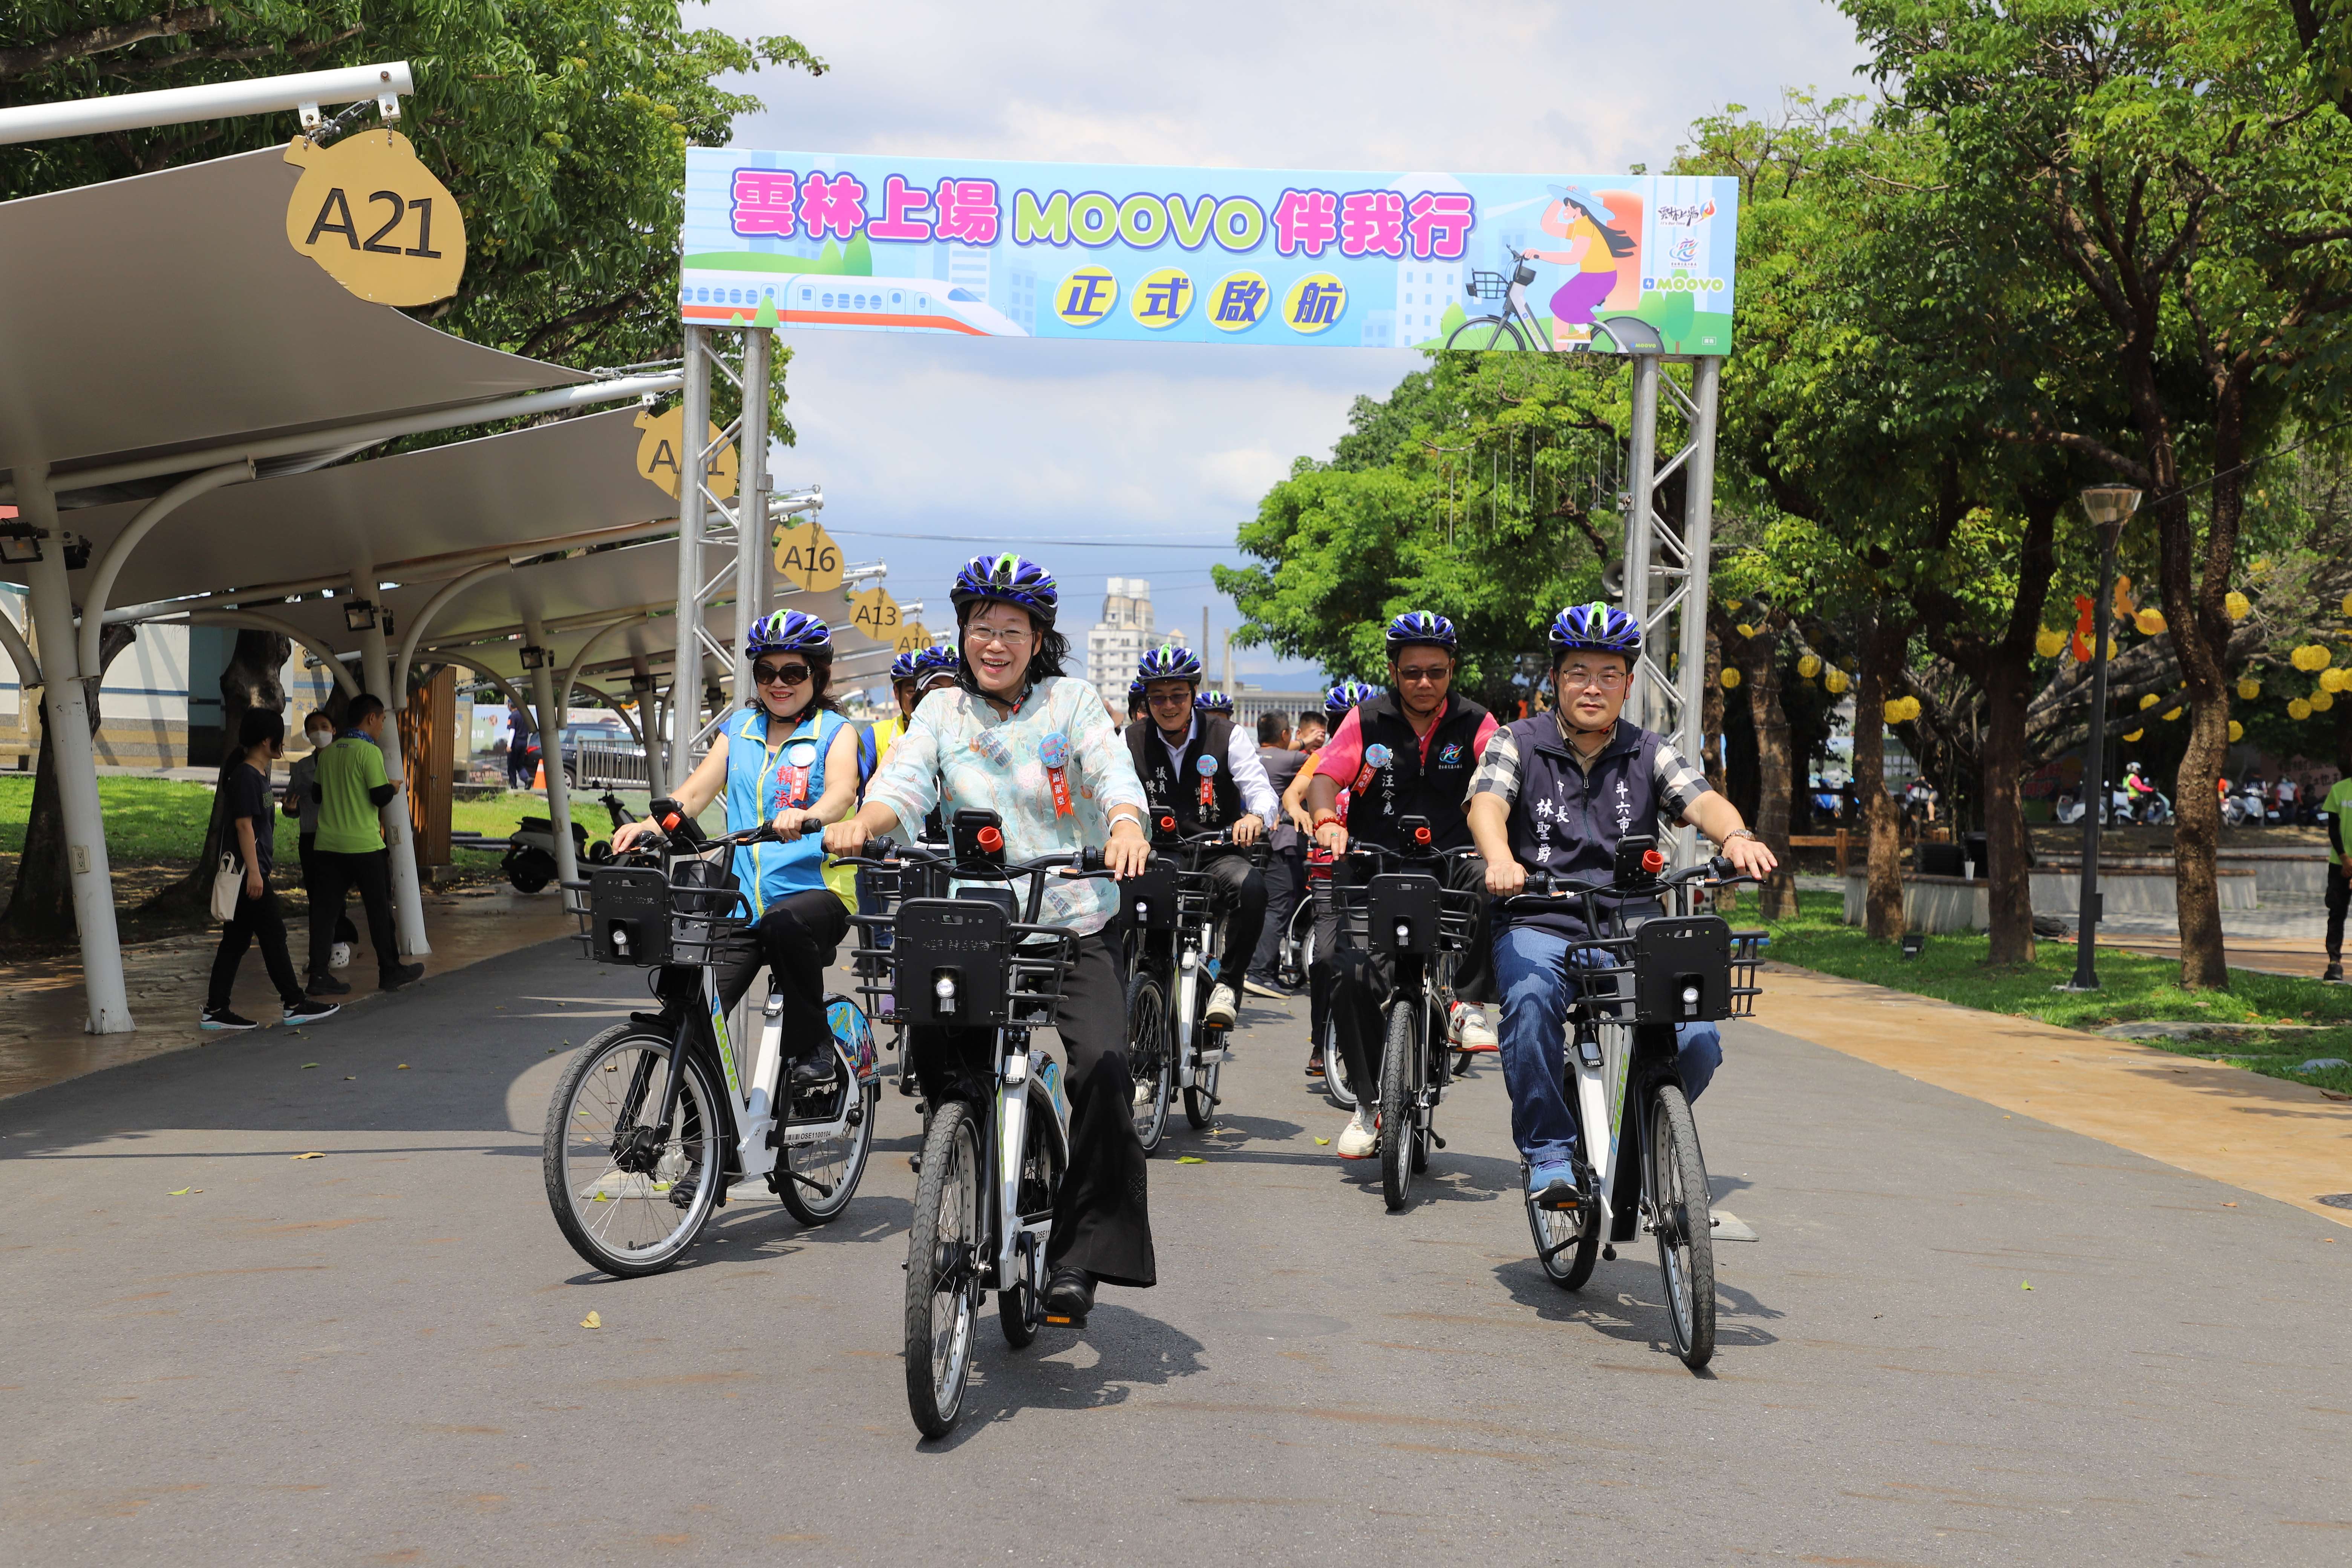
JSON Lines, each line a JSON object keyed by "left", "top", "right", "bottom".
{"left": 1721, "top": 827, "right": 1758, "bottom": 845}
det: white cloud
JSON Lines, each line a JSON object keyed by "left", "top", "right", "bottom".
{"left": 707, "top": 0, "right": 1871, "bottom": 683}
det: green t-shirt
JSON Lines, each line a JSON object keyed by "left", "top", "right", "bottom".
{"left": 314, "top": 734, "right": 390, "bottom": 854}
{"left": 2323, "top": 778, "right": 2352, "bottom": 864}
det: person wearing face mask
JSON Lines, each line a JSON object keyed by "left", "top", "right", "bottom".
{"left": 282, "top": 709, "right": 359, "bottom": 972}
{"left": 1464, "top": 604, "right": 1778, "bottom": 1210}
{"left": 826, "top": 553, "right": 1155, "bottom": 1325}
{"left": 205, "top": 708, "right": 343, "bottom": 1031}
{"left": 609, "top": 610, "right": 863, "bottom": 1096}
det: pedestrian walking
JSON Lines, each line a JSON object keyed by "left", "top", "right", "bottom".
{"left": 203, "top": 708, "right": 342, "bottom": 1031}
{"left": 305, "top": 694, "right": 423, "bottom": 996}
{"left": 282, "top": 710, "right": 358, "bottom": 971}
{"left": 505, "top": 697, "right": 537, "bottom": 789}
{"left": 1246, "top": 709, "right": 1311, "bottom": 996}
{"left": 2323, "top": 773, "right": 2352, "bottom": 983}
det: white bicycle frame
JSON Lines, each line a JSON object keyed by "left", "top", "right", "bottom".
{"left": 992, "top": 1046, "right": 1072, "bottom": 1294}
{"left": 697, "top": 977, "right": 862, "bottom": 1187}
{"left": 1568, "top": 1015, "right": 1637, "bottom": 1237}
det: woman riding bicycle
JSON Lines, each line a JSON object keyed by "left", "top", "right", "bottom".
{"left": 610, "top": 608, "right": 861, "bottom": 1094}
{"left": 825, "top": 553, "right": 1156, "bottom": 1322}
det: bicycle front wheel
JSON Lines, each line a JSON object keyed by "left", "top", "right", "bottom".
{"left": 1127, "top": 970, "right": 1173, "bottom": 1154}
{"left": 1321, "top": 1013, "right": 1355, "bottom": 1110}
{"left": 905, "top": 1100, "right": 983, "bottom": 1439}
{"left": 1649, "top": 1083, "right": 1717, "bottom": 1370}
{"left": 543, "top": 1026, "right": 721, "bottom": 1278}
{"left": 1444, "top": 315, "right": 1527, "bottom": 352}
{"left": 1279, "top": 897, "right": 1314, "bottom": 990}
{"left": 1379, "top": 1000, "right": 1419, "bottom": 1213}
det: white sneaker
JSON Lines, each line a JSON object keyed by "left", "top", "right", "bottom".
{"left": 330, "top": 941, "right": 354, "bottom": 971}
{"left": 1204, "top": 983, "right": 1237, "bottom": 1028}
{"left": 1335, "top": 1109, "right": 1377, "bottom": 1160}
{"left": 1451, "top": 1001, "right": 1497, "bottom": 1052}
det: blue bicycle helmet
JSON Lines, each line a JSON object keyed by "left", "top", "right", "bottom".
{"left": 950, "top": 552, "right": 1059, "bottom": 628}
{"left": 1384, "top": 610, "right": 1456, "bottom": 655}
{"left": 1136, "top": 643, "right": 1203, "bottom": 683}
{"left": 889, "top": 648, "right": 926, "bottom": 682}
{"left": 745, "top": 608, "right": 832, "bottom": 657}
{"left": 1549, "top": 601, "right": 1642, "bottom": 656}
{"left": 1324, "top": 678, "right": 1378, "bottom": 717}
{"left": 1195, "top": 689, "right": 1234, "bottom": 714}
{"left": 911, "top": 644, "right": 959, "bottom": 681}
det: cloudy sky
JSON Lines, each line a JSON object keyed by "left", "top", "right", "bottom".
{"left": 708, "top": 0, "right": 1872, "bottom": 691}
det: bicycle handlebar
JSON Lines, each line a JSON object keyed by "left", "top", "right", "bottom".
{"left": 1499, "top": 856, "right": 1753, "bottom": 912}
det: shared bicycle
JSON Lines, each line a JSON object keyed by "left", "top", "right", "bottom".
{"left": 543, "top": 816, "right": 880, "bottom": 1278}
{"left": 1121, "top": 822, "right": 1262, "bottom": 1150}
{"left": 1501, "top": 837, "right": 1762, "bottom": 1370}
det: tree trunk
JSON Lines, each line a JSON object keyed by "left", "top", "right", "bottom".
{"left": 1980, "top": 666, "right": 2034, "bottom": 966}
{"left": 1, "top": 623, "right": 135, "bottom": 945}
{"left": 1736, "top": 632, "right": 1798, "bottom": 918}
{"left": 1855, "top": 610, "right": 1907, "bottom": 940}
{"left": 146, "top": 630, "right": 293, "bottom": 915}
{"left": 1701, "top": 627, "right": 1726, "bottom": 795}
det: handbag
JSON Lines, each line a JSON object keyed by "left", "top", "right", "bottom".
{"left": 210, "top": 849, "right": 244, "bottom": 922}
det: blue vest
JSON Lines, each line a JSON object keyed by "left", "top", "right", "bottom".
{"left": 723, "top": 705, "right": 842, "bottom": 916}
{"left": 1498, "top": 715, "right": 1668, "bottom": 940}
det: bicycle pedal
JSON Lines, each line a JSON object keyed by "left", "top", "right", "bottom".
{"left": 1196, "top": 1049, "right": 1233, "bottom": 1064}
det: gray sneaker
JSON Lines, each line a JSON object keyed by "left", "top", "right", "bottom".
{"left": 285, "top": 1000, "right": 341, "bottom": 1025}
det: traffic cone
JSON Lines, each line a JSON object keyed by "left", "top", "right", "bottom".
{"left": 533, "top": 761, "right": 545, "bottom": 790}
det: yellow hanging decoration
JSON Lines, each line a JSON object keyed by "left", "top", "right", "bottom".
{"left": 1883, "top": 695, "right": 1922, "bottom": 724}
{"left": 2161, "top": 707, "right": 2182, "bottom": 721}
{"left": 1797, "top": 654, "right": 1821, "bottom": 679}
{"left": 2035, "top": 626, "right": 2067, "bottom": 659}
{"left": 1823, "top": 667, "right": 1850, "bottom": 695}
{"left": 2324, "top": 667, "right": 2350, "bottom": 693}
{"left": 1719, "top": 666, "right": 1742, "bottom": 689}
{"left": 2314, "top": 689, "right": 2337, "bottom": 714}
{"left": 2133, "top": 608, "right": 2166, "bottom": 635}
{"left": 2226, "top": 591, "right": 2251, "bottom": 620}
{"left": 2228, "top": 720, "right": 2244, "bottom": 742}
{"left": 2138, "top": 692, "right": 2161, "bottom": 710}
{"left": 2340, "top": 593, "right": 2352, "bottom": 618}
{"left": 2123, "top": 728, "right": 2144, "bottom": 742}
{"left": 2292, "top": 644, "right": 2333, "bottom": 672}
{"left": 2237, "top": 677, "right": 2261, "bottom": 701}
{"left": 2289, "top": 697, "right": 2313, "bottom": 720}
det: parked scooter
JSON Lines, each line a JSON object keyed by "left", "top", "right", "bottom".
{"left": 502, "top": 792, "right": 637, "bottom": 892}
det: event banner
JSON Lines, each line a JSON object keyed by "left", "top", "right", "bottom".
{"left": 680, "top": 150, "right": 1738, "bottom": 355}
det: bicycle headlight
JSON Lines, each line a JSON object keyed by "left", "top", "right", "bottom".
{"left": 932, "top": 969, "right": 959, "bottom": 1016}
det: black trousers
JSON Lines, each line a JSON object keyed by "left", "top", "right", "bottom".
{"left": 908, "top": 930, "right": 1156, "bottom": 1288}
{"left": 2329, "top": 865, "right": 2349, "bottom": 961}
{"left": 1312, "top": 852, "right": 1493, "bottom": 1103}
{"left": 714, "top": 887, "right": 850, "bottom": 1064}
{"left": 297, "top": 835, "right": 360, "bottom": 949}
{"left": 1248, "top": 842, "right": 1305, "bottom": 980}
{"left": 307, "top": 848, "right": 401, "bottom": 984}
{"left": 1198, "top": 850, "right": 1267, "bottom": 992}
{"left": 208, "top": 883, "right": 306, "bottom": 1011}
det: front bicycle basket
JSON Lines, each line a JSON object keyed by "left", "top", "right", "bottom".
{"left": 1363, "top": 871, "right": 1443, "bottom": 956}
{"left": 1727, "top": 929, "right": 1767, "bottom": 1017}
{"left": 1466, "top": 270, "right": 1509, "bottom": 301}
{"left": 568, "top": 865, "right": 671, "bottom": 966}
{"left": 1121, "top": 864, "right": 1181, "bottom": 931}
{"left": 668, "top": 857, "right": 750, "bottom": 968}
{"left": 1632, "top": 915, "right": 1734, "bottom": 1025}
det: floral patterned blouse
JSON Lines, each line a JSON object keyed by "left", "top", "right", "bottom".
{"left": 863, "top": 675, "right": 1148, "bottom": 934}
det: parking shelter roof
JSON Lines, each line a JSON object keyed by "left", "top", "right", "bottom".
{"left": 1, "top": 408, "right": 666, "bottom": 608}
{"left": 0, "top": 147, "right": 589, "bottom": 488}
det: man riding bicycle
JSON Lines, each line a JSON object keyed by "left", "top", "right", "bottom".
{"left": 873, "top": 644, "right": 960, "bottom": 764}
{"left": 1308, "top": 614, "right": 1500, "bottom": 1159}
{"left": 609, "top": 609, "right": 864, "bottom": 1096}
{"left": 1288, "top": 679, "right": 1376, "bottom": 1081}
{"left": 1464, "top": 603, "right": 1777, "bottom": 1210}
{"left": 1129, "top": 643, "right": 1278, "bottom": 1029}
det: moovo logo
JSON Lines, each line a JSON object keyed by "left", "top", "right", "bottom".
{"left": 1655, "top": 199, "right": 1718, "bottom": 227}
{"left": 1642, "top": 274, "right": 1727, "bottom": 294}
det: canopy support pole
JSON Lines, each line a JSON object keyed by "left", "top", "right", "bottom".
{"left": 733, "top": 329, "right": 772, "bottom": 707}
{"left": 17, "top": 461, "right": 131, "bottom": 1032}
{"left": 75, "top": 461, "right": 251, "bottom": 681}
{"left": 390, "top": 560, "right": 511, "bottom": 699}
{"left": 359, "top": 557, "right": 430, "bottom": 958}
{"left": 0, "top": 597, "right": 40, "bottom": 692}
{"left": 525, "top": 611, "right": 580, "bottom": 892}
{"left": 632, "top": 656, "right": 667, "bottom": 800}
{"left": 670, "top": 329, "right": 712, "bottom": 784}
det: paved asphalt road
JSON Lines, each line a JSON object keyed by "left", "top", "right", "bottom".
{"left": 5, "top": 938, "right": 2349, "bottom": 1564}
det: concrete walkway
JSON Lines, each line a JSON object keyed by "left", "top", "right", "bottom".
{"left": 3, "top": 939, "right": 2347, "bottom": 1563}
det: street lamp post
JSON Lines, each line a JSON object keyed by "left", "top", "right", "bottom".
{"left": 2060, "top": 485, "right": 2144, "bottom": 992}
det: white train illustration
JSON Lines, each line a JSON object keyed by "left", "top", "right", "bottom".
{"left": 680, "top": 270, "right": 1028, "bottom": 336}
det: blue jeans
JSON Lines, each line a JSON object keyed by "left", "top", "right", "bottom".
{"left": 1494, "top": 924, "right": 1721, "bottom": 1168}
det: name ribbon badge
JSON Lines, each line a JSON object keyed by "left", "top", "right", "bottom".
{"left": 1195, "top": 752, "right": 1220, "bottom": 810}
{"left": 779, "top": 740, "right": 819, "bottom": 808}
{"left": 1039, "top": 732, "right": 1075, "bottom": 818}
{"left": 1355, "top": 742, "right": 1392, "bottom": 793}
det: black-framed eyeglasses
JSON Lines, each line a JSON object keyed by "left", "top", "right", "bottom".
{"left": 753, "top": 662, "right": 812, "bottom": 687}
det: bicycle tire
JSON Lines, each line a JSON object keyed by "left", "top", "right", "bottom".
{"left": 1127, "top": 970, "right": 1173, "bottom": 1154}
{"left": 1379, "top": 1000, "right": 1418, "bottom": 1212}
{"left": 776, "top": 1070, "right": 877, "bottom": 1227}
{"left": 1444, "top": 315, "right": 1527, "bottom": 352}
{"left": 1279, "top": 897, "right": 1314, "bottom": 990}
{"left": 1185, "top": 1062, "right": 1217, "bottom": 1129}
{"left": 1649, "top": 1082, "right": 1717, "bottom": 1370}
{"left": 905, "top": 1100, "right": 982, "bottom": 1439}
{"left": 1001, "top": 1081, "right": 1063, "bottom": 1350}
{"left": 1322, "top": 1014, "right": 1355, "bottom": 1110}
{"left": 543, "top": 1025, "right": 722, "bottom": 1278}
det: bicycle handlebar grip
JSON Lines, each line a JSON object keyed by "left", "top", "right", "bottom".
{"left": 1081, "top": 845, "right": 1104, "bottom": 874}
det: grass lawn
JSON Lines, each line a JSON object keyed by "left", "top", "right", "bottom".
{"left": 1752, "top": 891, "right": 2352, "bottom": 1096}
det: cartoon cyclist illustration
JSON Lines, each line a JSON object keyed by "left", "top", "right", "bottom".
{"left": 1524, "top": 184, "right": 1638, "bottom": 347}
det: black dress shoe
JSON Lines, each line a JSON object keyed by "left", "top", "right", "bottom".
{"left": 787, "top": 1053, "right": 837, "bottom": 1092}
{"left": 1042, "top": 1266, "right": 1094, "bottom": 1324}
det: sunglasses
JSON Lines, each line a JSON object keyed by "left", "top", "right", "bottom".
{"left": 753, "top": 662, "right": 812, "bottom": 687}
